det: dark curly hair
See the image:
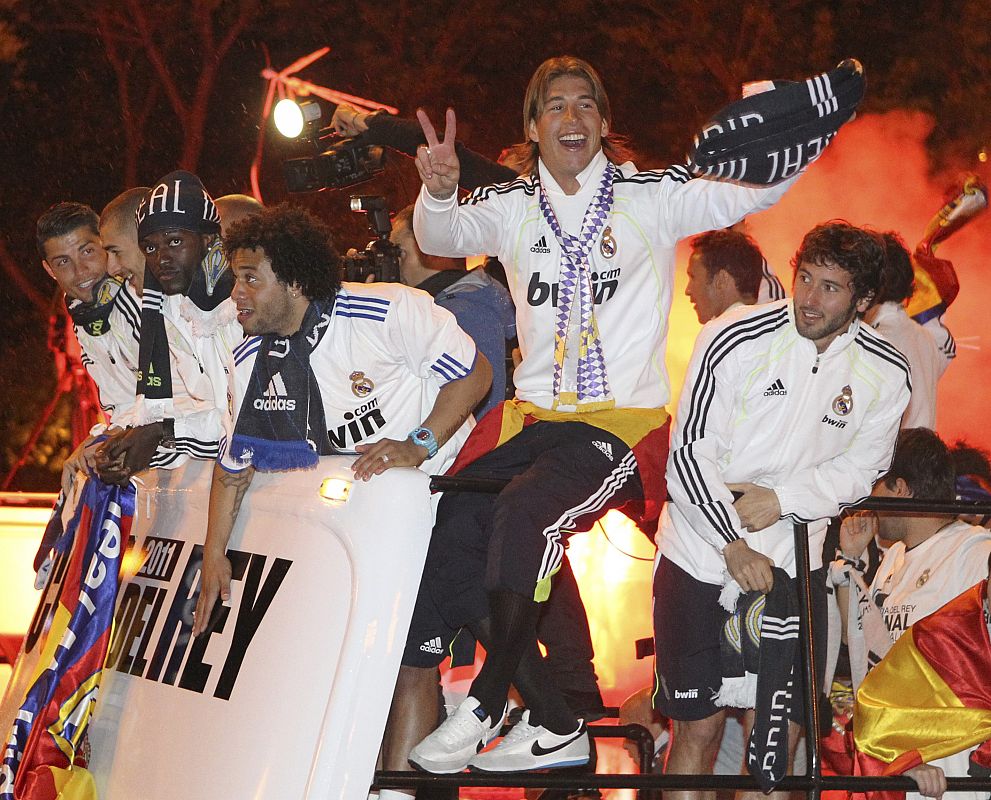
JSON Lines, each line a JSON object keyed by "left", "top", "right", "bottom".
{"left": 791, "top": 220, "right": 885, "bottom": 305}
{"left": 878, "top": 231, "right": 915, "bottom": 304}
{"left": 223, "top": 203, "right": 341, "bottom": 301}
{"left": 36, "top": 201, "right": 99, "bottom": 260}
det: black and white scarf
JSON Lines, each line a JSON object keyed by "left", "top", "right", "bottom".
{"left": 136, "top": 237, "right": 233, "bottom": 410}
{"left": 687, "top": 59, "right": 866, "bottom": 185}
{"left": 228, "top": 299, "right": 334, "bottom": 471}
{"left": 717, "top": 567, "right": 800, "bottom": 793}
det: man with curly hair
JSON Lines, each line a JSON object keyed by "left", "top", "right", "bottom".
{"left": 656, "top": 222, "right": 911, "bottom": 800}
{"left": 193, "top": 203, "right": 491, "bottom": 634}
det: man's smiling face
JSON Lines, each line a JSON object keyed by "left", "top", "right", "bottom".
{"left": 42, "top": 226, "right": 108, "bottom": 303}
{"left": 528, "top": 74, "right": 608, "bottom": 192}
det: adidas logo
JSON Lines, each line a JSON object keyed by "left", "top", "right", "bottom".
{"left": 419, "top": 636, "right": 444, "bottom": 655}
{"left": 254, "top": 372, "right": 297, "bottom": 411}
{"left": 592, "top": 440, "right": 613, "bottom": 461}
{"left": 763, "top": 378, "right": 787, "bottom": 397}
{"left": 529, "top": 235, "right": 551, "bottom": 254}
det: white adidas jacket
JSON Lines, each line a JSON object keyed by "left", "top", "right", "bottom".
{"left": 414, "top": 150, "right": 797, "bottom": 412}
{"left": 72, "top": 280, "right": 142, "bottom": 425}
{"left": 658, "top": 300, "right": 912, "bottom": 584}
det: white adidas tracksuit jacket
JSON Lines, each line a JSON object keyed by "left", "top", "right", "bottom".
{"left": 659, "top": 299, "right": 912, "bottom": 584}
{"left": 414, "top": 150, "right": 798, "bottom": 413}
{"left": 71, "top": 280, "right": 142, "bottom": 425}
{"left": 129, "top": 294, "right": 245, "bottom": 468}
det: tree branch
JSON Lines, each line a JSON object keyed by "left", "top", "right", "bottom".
{"left": 0, "top": 237, "right": 47, "bottom": 312}
{"left": 123, "top": 0, "right": 187, "bottom": 120}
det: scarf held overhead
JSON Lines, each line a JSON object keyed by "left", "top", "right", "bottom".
{"left": 687, "top": 59, "right": 866, "bottom": 185}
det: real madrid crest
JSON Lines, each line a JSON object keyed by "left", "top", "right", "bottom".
{"left": 350, "top": 371, "right": 374, "bottom": 398}
{"left": 916, "top": 568, "right": 931, "bottom": 588}
{"left": 832, "top": 385, "right": 853, "bottom": 416}
{"left": 599, "top": 226, "right": 617, "bottom": 259}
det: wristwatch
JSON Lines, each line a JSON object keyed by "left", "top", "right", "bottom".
{"left": 160, "top": 418, "right": 176, "bottom": 450}
{"left": 408, "top": 426, "right": 438, "bottom": 458}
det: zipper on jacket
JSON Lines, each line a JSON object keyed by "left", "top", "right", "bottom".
{"left": 812, "top": 355, "right": 820, "bottom": 374}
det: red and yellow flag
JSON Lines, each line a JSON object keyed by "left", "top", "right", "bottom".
{"left": 854, "top": 580, "right": 991, "bottom": 797}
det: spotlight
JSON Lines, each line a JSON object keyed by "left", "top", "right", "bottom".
{"left": 274, "top": 99, "right": 321, "bottom": 139}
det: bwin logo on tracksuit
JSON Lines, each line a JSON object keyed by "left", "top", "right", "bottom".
{"left": 254, "top": 373, "right": 296, "bottom": 411}
{"left": 328, "top": 397, "right": 386, "bottom": 449}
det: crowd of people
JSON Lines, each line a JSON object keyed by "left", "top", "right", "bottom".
{"left": 33, "top": 53, "right": 991, "bottom": 800}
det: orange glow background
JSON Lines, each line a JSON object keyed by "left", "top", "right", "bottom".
{"left": 455, "top": 110, "right": 991, "bottom": 796}
{"left": 1, "top": 111, "right": 987, "bottom": 796}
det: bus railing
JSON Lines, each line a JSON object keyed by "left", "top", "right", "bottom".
{"left": 390, "top": 480, "right": 991, "bottom": 797}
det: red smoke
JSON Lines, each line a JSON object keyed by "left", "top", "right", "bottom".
{"left": 739, "top": 111, "right": 990, "bottom": 451}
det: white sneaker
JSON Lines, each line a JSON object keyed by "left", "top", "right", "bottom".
{"left": 408, "top": 696, "right": 505, "bottom": 774}
{"left": 468, "top": 710, "right": 590, "bottom": 772}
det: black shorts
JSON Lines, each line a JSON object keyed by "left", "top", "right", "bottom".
{"left": 653, "top": 556, "right": 827, "bottom": 726}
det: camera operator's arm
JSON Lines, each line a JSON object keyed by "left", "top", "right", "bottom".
{"left": 332, "top": 103, "right": 515, "bottom": 191}
{"left": 352, "top": 353, "right": 491, "bottom": 480}
{"left": 193, "top": 462, "right": 255, "bottom": 636}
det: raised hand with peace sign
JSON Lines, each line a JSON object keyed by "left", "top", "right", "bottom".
{"left": 415, "top": 108, "right": 460, "bottom": 200}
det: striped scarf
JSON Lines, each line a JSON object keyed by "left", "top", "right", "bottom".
{"left": 537, "top": 161, "right": 616, "bottom": 412}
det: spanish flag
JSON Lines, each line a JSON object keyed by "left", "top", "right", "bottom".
{"left": 853, "top": 580, "right": 991, "bottom": 799}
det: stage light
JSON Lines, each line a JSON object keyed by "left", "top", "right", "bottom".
{"left": 319, "top": 477, "right": 352, "bottom": 503}
{"left": 274, "top": 99, "right": 321, "bottom": 139}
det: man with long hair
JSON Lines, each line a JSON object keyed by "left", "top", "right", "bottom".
{"left": 405, "top": 55, "right": 841, "bottom": 774}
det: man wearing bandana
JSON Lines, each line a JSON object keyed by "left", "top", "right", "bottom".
{"left": 405, "top": 55, "right": 863, "bottom": 775}
{"left": 97, "top": 171, "right": 243, "bottom": 483}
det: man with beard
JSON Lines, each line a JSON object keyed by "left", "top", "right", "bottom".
{"left": 97, "top": 171, "right": 243, "bottom": 483}
{"left": 193, "top": 203, "right": 490, "bottom": 635}
{"left": 656, "top": 222, "right": 911, "bottom": 800}
{"left": 100, "top": 187, "right": 151, "bottom": 295}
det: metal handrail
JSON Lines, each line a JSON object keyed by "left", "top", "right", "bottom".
{"left": 404, "top": 480, "right": 991, "bottom": 796}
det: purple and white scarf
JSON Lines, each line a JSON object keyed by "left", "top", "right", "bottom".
{"left": 537, "top": 161, "right": 617, "bottom": 411}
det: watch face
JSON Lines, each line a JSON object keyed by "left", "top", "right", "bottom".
{"left": 415, "top": 431, "right": 429, "bottom": 442}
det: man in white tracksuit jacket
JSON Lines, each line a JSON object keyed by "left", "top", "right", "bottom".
{"left": 655, "top": 221, "right": 912, "bottom": 800}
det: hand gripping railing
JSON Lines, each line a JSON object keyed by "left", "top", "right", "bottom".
{"left": 373, "top": 480, "right": 991, "bottom": 798}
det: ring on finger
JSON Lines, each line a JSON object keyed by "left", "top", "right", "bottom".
{"left": 425, "top": 147, "right": 432, "bottom": 158}
{"left": 382, "top": 454, "right": 390, "bottom": 463}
